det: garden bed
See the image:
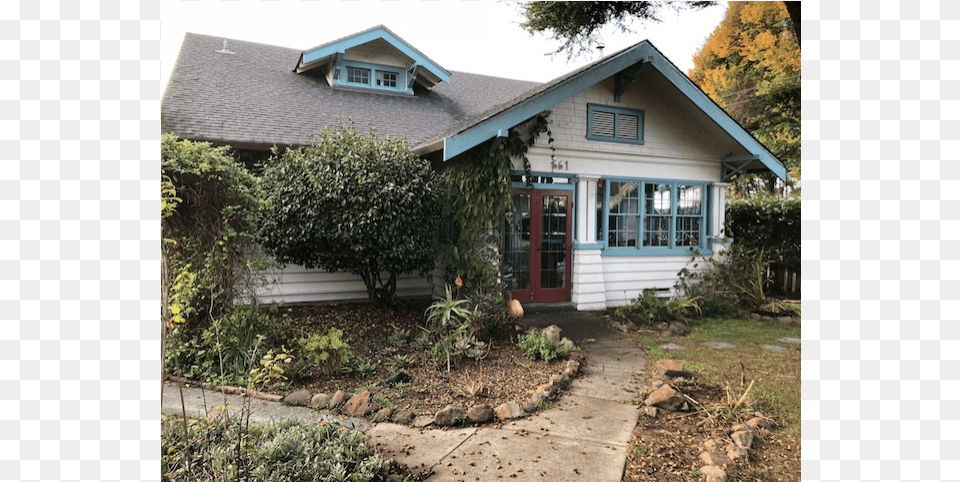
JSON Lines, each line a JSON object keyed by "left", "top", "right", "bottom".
{"left": 237, "top": 301, "right": 571, "bottom": 420}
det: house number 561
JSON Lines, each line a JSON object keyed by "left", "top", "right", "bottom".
{"left": 550, "top": 160, "right": 569, "bottom": 171}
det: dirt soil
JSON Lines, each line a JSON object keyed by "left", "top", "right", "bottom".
{"left": 619, "top": 315, "right": 802, "bottom": 482}
{"left": 265, "top": 301, "right": 569, "bottom": 417}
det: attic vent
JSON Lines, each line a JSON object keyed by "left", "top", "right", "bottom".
{"left": 618, "top": 114, "right": 639, "bottom": 140}
{"left": 592, "top": 110, "right": 615, "bottom": 137}
{"left": 216, "top": 39, "right": 235, "bottom": 55}
{"left": 586, "top": 103, "right": 645, "bottom": 145}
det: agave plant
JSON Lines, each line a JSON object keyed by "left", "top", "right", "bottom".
{"left": 425, "top": 284, "right": 475, "bottom": 330}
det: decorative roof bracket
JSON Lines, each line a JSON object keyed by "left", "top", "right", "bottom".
{"left": 614, "top": 58, "right": 650, "bottom": 102}
{"left": 407, "top": 64, "right": 421, "bottom": 91}
{"left": 331, "top": 52, "right": 344, "bottom": 81}
{"left": 721, "top": 154, "right": 761, "bottom": 181}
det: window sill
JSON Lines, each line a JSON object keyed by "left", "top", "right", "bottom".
{"left": 600, "top": 247, "right": 712, "bottom": 257}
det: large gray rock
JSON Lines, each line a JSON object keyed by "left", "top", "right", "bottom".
{"left": 543, "top": 325, "right": 562, "bottom": 343}
{"left": 412, "top": 415, "right": 434, "bottom": 428}
{"left": 371, "top": 407, "right": 394, "bottom": 423}
{"left": 434, "top": 404, "right": 466, "bottom": 426}
{"left": 699, "top": 451, "right": 730, "bottom": 467}
{"left": 494, "top": 402, "right": 523, "bottom": 420}
{"left": 731, "top": 429, "right": 754, "bottom": 449}
{"left": 643, "top": 384, "right": 687, "bottom": 412}
{"left": 310, "top": 392, "right": 330, "bottom": 409}
{"left": 700, "top": 464, "right": 727, "bottom": 482}
{"left": 656, "top": 359, "right": 685, "bottom": 377}
{"left": 329, "top": 389, "right": 347, "bottom": 408}
{"left": 392, "top": 409, "right": 415, "bottom": 425}
{"left": 282, "top": 389, "right": 312, "bottom": 406}
{"left": 746, "top": 416, "right": 772, "bottom": 430}
{"left": 726, "top": 442, "right": 748, "bottom": 461}
{"left": 466, "top": 405, "right": 495, "bottom": 424}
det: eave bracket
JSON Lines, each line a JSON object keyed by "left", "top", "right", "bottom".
{"left": 721, "top": 155, "right": 761, "bottom": 182}
{"left": 614, "top": 57, "right": 651, "bottom": 102}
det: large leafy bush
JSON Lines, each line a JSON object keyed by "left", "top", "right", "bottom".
{"left": 258, "top": 120, "right": 441, "bottom": 304}
{"left": 161, "top": 133, "right": 270, "bottom": 327}
{"left": 725, "top": 194, "right": 800, "bottom": 295}
{"left": 162, "top": 134, "right": 287, "bottom": 385}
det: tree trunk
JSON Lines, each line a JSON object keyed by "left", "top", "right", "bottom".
{"left": 782, "top": 1, "right": 800, "bottom": 45}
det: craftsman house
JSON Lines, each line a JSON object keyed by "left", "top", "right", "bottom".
{"left": 161, "top": 25, "right": 786, "bottom": 310}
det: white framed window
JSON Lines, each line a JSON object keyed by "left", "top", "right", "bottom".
{"left": 599, "top": 178, "right": 709, "bottom": 255}
{"left": 346, "top": 66, "right": 370, "bottom": 85}
{"left": 376, "top": 70, "right": 398, "bottom": 88}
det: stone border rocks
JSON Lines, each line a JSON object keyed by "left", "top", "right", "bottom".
{"left": 750, "top": 312, "right": 800, "bottom": 325}
{"left": 640, "top": 359, "right": 777, "bottom": 482}
{"left": 283, "top": 325, "right": 582, "bottom": 429}
{"left": 165, "top": 375, "right": 282, "bottom": 402}
{"left": 164, "top": 326, "right": 584, "bottom": 430}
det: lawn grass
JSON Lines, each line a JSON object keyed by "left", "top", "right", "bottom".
{"left": 635, "top": 317, "right": 801, "bottom": 438}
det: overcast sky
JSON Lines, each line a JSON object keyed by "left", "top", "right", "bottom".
{"left": 161, "top": 0, "right": 727, "bottom": 87}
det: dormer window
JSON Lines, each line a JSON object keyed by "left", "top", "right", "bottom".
{"left": 347, "top": 66, "right": 370, "bottom": 85}
{"left": 337, "top": 61, "right": 405, "bottom": 92}
{"left": 294, "top": 25, "right": 452, "bottom": 96}
{"left": 376, "top": 71, "right": 397, "bottom": 88}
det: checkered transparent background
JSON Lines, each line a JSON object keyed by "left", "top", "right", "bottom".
{"left": 4, "top": 0, "right": 958, "bottom": 480}
{"left": 803, "top": 0, "right": 956, "bottom": 481}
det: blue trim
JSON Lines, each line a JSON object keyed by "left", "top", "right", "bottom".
{"left": 646, "top": 50, "right": 785, "bottom": 180}
{"left": 511, "top": 182, "right": 575, "bottom": 191}
{"left": 598, "top": 176, "right": 712, "bottom": 257}
{"left": 333, "top": 59, "right": 409, "bottom": 94}
{"left": 301, "top": 26, "right": 451, "bottom": 84}
{"left": 586, "top": 103, "right": 645, "bottom": 145}
{"left": 574, "top": 242, "right": 604, "bottom": 250}
{"left": 439, "top": 41, "right": 786, "bottom": 180}
{"left": 442, "top": 45, "right": 651, "bottom": 161}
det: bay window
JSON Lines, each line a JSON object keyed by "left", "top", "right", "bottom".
{"left": 599, "top": 178, "right": 709, "bottom": 254}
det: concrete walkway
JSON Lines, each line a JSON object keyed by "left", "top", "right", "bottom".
{"left": 161, "top": 304, "right": 648, "bottom": 481}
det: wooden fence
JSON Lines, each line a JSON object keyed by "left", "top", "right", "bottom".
{"left": 767, "top": 266, "right": 800, "bottom": 297}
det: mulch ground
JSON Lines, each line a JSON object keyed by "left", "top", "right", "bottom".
{"left": 265, "top": 301, "right": 569, "bottom": 417}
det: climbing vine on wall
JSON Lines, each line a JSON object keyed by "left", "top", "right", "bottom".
{"left": 438, "top": 112, "right": 554, "bottom": 299}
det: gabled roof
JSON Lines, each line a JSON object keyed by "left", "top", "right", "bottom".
{"left": 161, "top": 32, "right": 537, "bottom": 149}
{"left": 294, "top": 25, "right": 451, "bottom": 88}
{"left": 162, "top": 30, "right": 785, "bottom": 181}
{"left": 415, "top": 40, "right": 786, "bottom": 180}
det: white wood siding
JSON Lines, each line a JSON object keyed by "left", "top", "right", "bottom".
{"left": 255, "top": 265, "right": 432, "bottom": 304}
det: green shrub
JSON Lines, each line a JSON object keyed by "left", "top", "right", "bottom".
{"left": 258, "top": 119, "right": 442, "bottom": 304}
{"left": 249, "top": 349, "right": 294, "bottom": 387}
{"left": 676, "top": 244, "right": 771, "bottom": 313}
{"left": 299, "top": 328, "right": 352, "bottom": 376}
{"left": 615, "top": 289, "right": 701, "bottom": 324}
{"left": 166, "top": 305, "right": 290, "bottom": 386}
{"left": 388, "top": 328, "right": 410, "bottom": 346}
{"left": 353, "top": 357, "right": 376, "bottom": 378}
{"left": 161, "top": 133, "right": 272, "bottom": 329}
{"left": 518, "top": 332, "right": 571, "bottom": 362}
{"left": 725, "top": 194, "right": 800, "bottom": 295}
{"left": 162, "top": 415, "right": 385, "bottom": 481}
{"left": 425, "top": 284, "right": 475, "bottom": 330}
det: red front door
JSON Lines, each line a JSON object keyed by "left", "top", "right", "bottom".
{"left": 504, "top": 190, "right": 572, "bottom": 302}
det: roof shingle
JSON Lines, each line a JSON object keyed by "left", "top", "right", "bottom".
{"left": 161, "top": 32, "right": 539, "bottom": 149}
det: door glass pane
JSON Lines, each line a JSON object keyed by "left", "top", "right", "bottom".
{"left": 540, "top": 195, "right": 568, "bottom": 289}
{"left": 504, "top": 193, "right": 531, "bottom": 290}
